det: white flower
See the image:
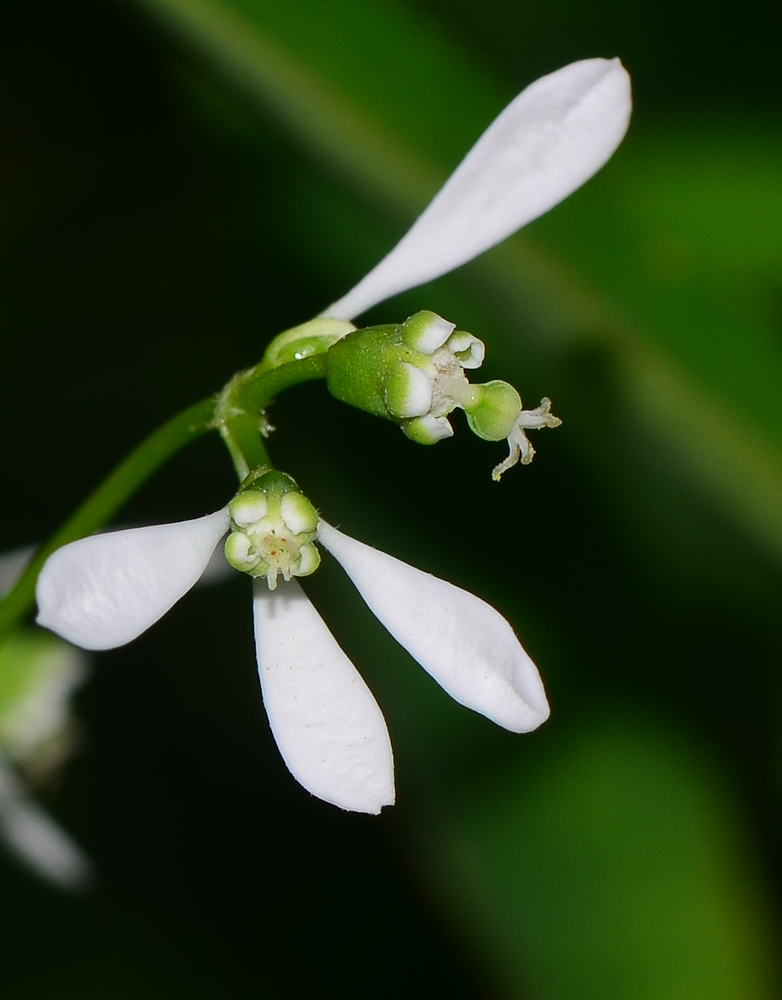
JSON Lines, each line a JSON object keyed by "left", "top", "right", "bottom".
{"left": 33, "top": 58, "right": 632, "bottom": 812}
{"left": 36, "top": 513, "right": 548, "bottom": 813}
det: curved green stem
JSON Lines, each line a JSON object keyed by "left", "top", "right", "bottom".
{"left": 0, "top": 397, "right": 215, "bottom": 643}
{"left": 0, "top": 350, "right": 331, "bottom": 644}
{"left": 216, "top": 353, "right": 328, "bottom": 480}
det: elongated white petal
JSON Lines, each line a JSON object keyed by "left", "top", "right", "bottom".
{"left": 325, "top": 58, "right": 631, "bottom": 321}
{"left": 253, "top": 579, "right": 394, "bottom": 814}
{"left": 36, "top": 510, "right": 230, "bottom": 650}
{"left": 318, "top": 522, "right": 549, "bottom": 732}
{"left": 0, "top": 756, "right": 93, "bottom": 890}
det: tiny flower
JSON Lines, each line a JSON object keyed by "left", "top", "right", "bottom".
{"left": 325, "top": 310, "right": 561, "bottom": 473}
{"left": 326, "top": 310, "right": 485, "bottom": 444}
{"left": 224, "top": 471, "right": 321, "bottom": 588}
{"left": 463, "top": 383, "right": 563, "bottom": 479}
{"left": 36, "top": 504, "right": 548, "bottom": 814}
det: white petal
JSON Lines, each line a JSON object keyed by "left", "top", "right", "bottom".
{"left": 253, "top": 579, "right": 394, "bottom": 814}
{"left": 324, "top": 58, "right": 631, "bottom": 321}
{"left": 36, "top": 510, "right": 230, "bottom": 650}
{"left": 318, "top": 522, "right": 549, "bottom": 733}
{"left": 0, "top": 756, "right": 93, "bottom": 890}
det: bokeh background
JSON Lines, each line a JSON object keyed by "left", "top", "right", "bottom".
{"left": 1, "top": 0, "right": 781, "bottom": 996}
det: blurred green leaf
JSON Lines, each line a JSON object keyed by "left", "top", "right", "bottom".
{"left": 527, "top": 119, "right": 782, "bottom": 558}
{"left": 134, "top": 0, "right": 495, "bottom": 211}
{"left": 0, "top": 631, "right": 72, "bottom": 721}
{"left": 416, "top": 716, "right": 779, "bottom": 999}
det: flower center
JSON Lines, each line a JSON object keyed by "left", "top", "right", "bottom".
{"left": 224, "top": 474, "right": 321, "bottom": 589}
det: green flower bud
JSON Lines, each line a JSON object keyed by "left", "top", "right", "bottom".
{"left": 325, "top": 310, "right": 486, "bottom": 444}
{"left": 325, "top": 323, "right": 404, "bottom": 418}
{"left": 324, "top": 312, "right": 561, "bottom": 478}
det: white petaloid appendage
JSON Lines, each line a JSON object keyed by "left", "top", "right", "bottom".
{"left": 253, "top": 580, "right": 395, "bottom": 814}
{"left": 325, "top": 58, "right": 632, "bottom": 322}
{"left": 0, "top": 755, "right": 93, "bottom": 889}
{"left": 387, "top": 311, "right": 486, "bottom": 445}
{"left": 318, "top": 522, "right": 549, "bottom": 733}
{"left": 35, "top": 510, "right": 231, "bottom": 650}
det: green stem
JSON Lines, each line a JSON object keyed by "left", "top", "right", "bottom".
{"left": 0, "top": 351, "right": 331, "bottom": 644}
{"left": 217, "top": 353, "right": 328, "bottom": 480}
{"left": 0, "top": 397, "right": 215, "bottom": 643}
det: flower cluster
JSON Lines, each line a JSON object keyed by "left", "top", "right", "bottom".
{"left": 33, "top": 58, "right": 632, "bottom": 813}
{"left": 35, "top": 503, "right": 551, "bottom": 813}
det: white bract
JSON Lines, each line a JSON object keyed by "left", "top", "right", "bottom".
{"left": 324, "top": 57, "right": 631, "bottom": 322}
{"left": 34, "top": 58, "right": 632, "bottom": 812}
{"left": 37, "top": 513, "right": 548, "bottom": 813}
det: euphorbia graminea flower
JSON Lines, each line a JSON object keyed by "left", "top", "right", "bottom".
{"left": 36, "top": 507, "right": 548, "bottom": 813}
{"left": 33, "top": 58, "right": 632, "bottom": 812}
{"left": 325, "top": 309, "right": 563, "bottom": 477}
